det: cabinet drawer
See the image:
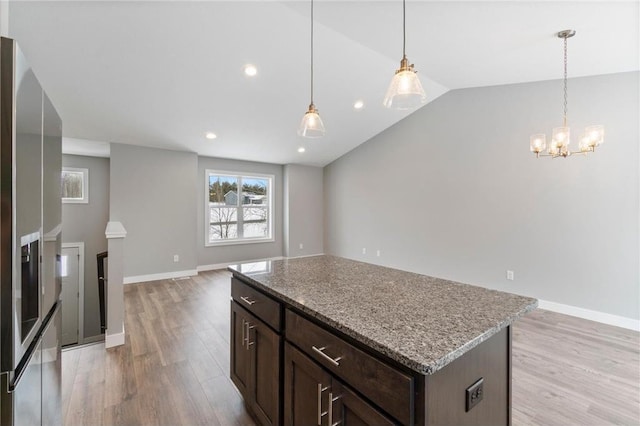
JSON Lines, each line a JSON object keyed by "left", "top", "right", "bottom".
{"left": 232, "top": 278, "right": 281, "bottom": 331}
{"left": 286, "top": 309, "right": 414, "bottom": 425}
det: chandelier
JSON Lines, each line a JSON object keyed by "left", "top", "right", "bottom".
{"left": 530, "top": 30, "right": 604, "bottom": 158}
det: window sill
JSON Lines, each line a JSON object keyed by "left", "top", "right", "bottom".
{"left": 63, "top": 198, "right": 89, "bottom": 204}
{"left": 205, "top": 237, "right": 275, "bottom": 247}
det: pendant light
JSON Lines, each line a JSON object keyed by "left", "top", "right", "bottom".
{"left": 530, "top": 30, "right": 604, "bottom": 158}
{"left": 384, "top": 0, "right": 426, "bottom": 110}
{"left": 298, "top": 0, "right": 325, "bottom": 138}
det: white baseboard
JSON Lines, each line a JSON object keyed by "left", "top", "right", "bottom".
{"left": 538, "top": 300, "right": 640, "bottom": 332}
{"left": 105, "top": 329, "right": 125, "bottom": 348}
{"left": 285, "top": 253, "right": 325, "bottom": 259}
{"left": 197, "top": 256, "right": 284, "bottom": 272}
{"left": 123, "top": 269, "right": 198, "bottom": 284}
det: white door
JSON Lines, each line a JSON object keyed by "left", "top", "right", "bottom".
{"left": 61, "top": 246, "right": 79, "bottom": 346}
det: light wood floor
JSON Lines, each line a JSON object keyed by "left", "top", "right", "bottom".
{"left": 62, "top": 270, "right": 640, "bottom": 425}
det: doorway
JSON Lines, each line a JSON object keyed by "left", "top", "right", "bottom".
{"left": 61, "top": 243, "right": 84, "bottom": 346}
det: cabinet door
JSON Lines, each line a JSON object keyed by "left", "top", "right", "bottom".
{"left": 248, "top": 313, "right": 280, "bottom": 426}
{"left": 284, "top": 343, "right": 332, "bottom": 426}
{"left": 331, "top": 380, "right": 396, "bottom": 426}
{"left": 230, "top": 301, "right": 250, "bottom": 398}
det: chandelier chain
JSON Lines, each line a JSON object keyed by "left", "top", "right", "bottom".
{"left": 563, "top": 35, "right": 568, "bottom": 127}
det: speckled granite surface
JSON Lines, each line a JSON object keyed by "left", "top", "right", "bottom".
{"left": 229, "top": 255, "right": 537, "bottom": 375}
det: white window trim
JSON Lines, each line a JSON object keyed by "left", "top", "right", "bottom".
{"left": 204, "top": 169, "right": 275, "bottom": 247}
{"left": 62, "top": 167, "right": 89, "bottom": 204}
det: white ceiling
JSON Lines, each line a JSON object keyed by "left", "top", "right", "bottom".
{"left": 8, "top": 1, "right": 639, "bottom": 166}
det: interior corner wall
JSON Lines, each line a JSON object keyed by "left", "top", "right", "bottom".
{"left": 110, "top": 143, "right": 198, "bottom": 278}
{"left": 284, "top": 164, "right": 324, "bottom": 257}
{"left": 0, "top": 1, "right": 9, "bottom": 37}
{"left": 62, "top": 154, "right": 109, "bottom": 338}
{"left": 324, "top": 71, "right": 640, "bottom": 321}
{"left": 197, "top": 156, "right": 284, "bottom": 267}
{"left": 0, "top": 3, "right": 8, "bottom": 38}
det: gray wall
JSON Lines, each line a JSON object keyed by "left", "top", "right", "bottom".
{"left": 197, "top": 156, "right": 283, "bottom": 266}
{"left": 62, "top": 154, "right": 109, "bottom": 338}
{"left": 284, "top": 164, "right": 324, "bottom": 257}
{"left": 0, "top": 1, "right": 8, "bottom": 37}
{"left": 110, "top": 144, "right": 198, "bottom": 278}
{"left": 324, "top": 72, "right": 639, "bottom": 320}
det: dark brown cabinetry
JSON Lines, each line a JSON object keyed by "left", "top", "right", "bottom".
{"left": 230, "top": 280, "right": 281, "bottom": 426}
{"left": 230, "top": 274, "right": 512, "bottom": 426}
{"left": 286, "top": 309, "right": 413, "bottom": 424}
{"left": 284, "top": 343, "right": 394, "bottom": 426}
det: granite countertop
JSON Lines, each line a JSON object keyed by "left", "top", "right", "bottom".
{"left": 229, "top": 255, "right": 537, "bottom": 375}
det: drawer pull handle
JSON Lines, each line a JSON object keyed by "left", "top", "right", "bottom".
{"left": 312, "top": 346, "right": 342, "bottom": 367}
{"left": 240, "top": 296, "right": 256, "bottom": 306}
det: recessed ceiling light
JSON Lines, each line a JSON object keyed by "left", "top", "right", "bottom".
{"left": 353, "top": 100, "right": 364, "bottom": 110}
{"left": 243, "top": 64, "right": 258, "bottom": 77}
{"left": 298, "top": 147, "right": 306, "bottom": 153}
{"left": 205, "top": 132, "right": 217, "bottom": 140}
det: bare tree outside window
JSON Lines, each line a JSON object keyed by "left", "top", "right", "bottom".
{"left": 207, "top": 172, "right": 272, "bottom": 244}
{"left": 62, "top": 168, "right": 88, "bottom": 204}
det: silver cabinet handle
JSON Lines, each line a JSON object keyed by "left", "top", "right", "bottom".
{"left": 245, "top": 322, "right": 255, "bottom": 350}
{"left": 317, "top": 383, "right": 328, "bottom": 425}
{"left": 240, "top": 296, "right": 256, "bottom": 306}
{"left": 241, "top": 319, "right": 246, "bottom": 347}
{"left": 317, "top": 383, "right": 322, "bottom": 425}
{"left": 312, "top": 346, "right": 342, "bottom": 367}
{"left": 329, "top": 393, "right": 342, "bottom": 426}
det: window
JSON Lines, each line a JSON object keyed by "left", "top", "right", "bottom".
{"left": 61, "top": 167, "right": 89, "bottom": 204}
{"left": 206, "top": 170, "right": 273, "bottom": 245}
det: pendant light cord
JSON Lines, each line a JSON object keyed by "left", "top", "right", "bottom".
{"left": 563, "top": 35, "right": 568, "bottom": 127}
{"left": 402, "top": 0, "right": 406, "bottom": 58}
{"left": 310, "top": 0, "right": 314, "bottom": 106}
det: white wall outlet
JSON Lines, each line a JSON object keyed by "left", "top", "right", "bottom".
{"left": 376, "top": 250, "right": 381, "bottom": 257}
{"left": 362, "top": 248, "right": 366, "bottom": 255}
{"left": 506, "top": 270, "right": 514, "bottom": 280}
{"left": 174, "top": 255, "right": 179, "bottom": 263}
{"left": 299, "top": 243, "right": 304, "bottom": 250}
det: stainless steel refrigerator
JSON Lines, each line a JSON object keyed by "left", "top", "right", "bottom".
{"left": 0, "top": 36, "right": 63, "bottom": 426}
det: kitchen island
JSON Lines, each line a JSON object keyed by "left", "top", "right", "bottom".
{"left": 228, "top": 255, "right": 537, "bottom": 426}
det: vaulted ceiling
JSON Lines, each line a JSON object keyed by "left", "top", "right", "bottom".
{"left": 8, "top": 1, "right": 639, "bottom": 166}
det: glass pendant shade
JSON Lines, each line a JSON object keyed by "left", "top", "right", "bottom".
{"left": 384, "top": 58, "right": 426, "bottom": 110}
{"left": 579, "top": 133, "right": 593, "bottom": 152}
{"left": 530, "top": 134, "right": 547, "bottom": 154}
{"left": 298, "top": 104, "right": 325, "bottom": 138}
{"left": 551, "top": 126, "right": 570, "bottom": 149}
{"left": 585, "top": 125, "right": 604, "bottom": 146}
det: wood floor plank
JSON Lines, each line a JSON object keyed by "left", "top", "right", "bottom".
{"left": 512, "top": 310, "right": 640, "bottom": 425}
{"left": 62, "top": 270, "right": 639, "bottom": 426}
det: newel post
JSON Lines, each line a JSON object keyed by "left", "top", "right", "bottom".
{"left": 105, "top": 221, "right": 127, "bottom": 348}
